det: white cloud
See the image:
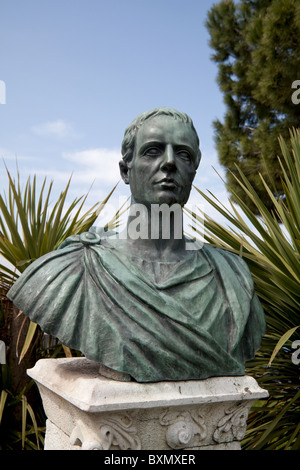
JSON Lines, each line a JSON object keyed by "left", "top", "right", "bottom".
{"left": 0, "top": 147, "right": 37, "bottom": 162}
{"left": 62, "top": 148, "right": 122, "bottom": 185}
{"left": 31, "top": 119, "right": 83, "bottom": 139}
{"left": 0, "top": 147, "right": 126, "bottom": 211}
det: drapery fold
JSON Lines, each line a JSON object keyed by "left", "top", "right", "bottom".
{"left": 7, "top": 233, "right": 265, "bottom": 382}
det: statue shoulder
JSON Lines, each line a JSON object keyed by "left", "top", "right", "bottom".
{"left": 201, "top": 244, "right": 254, "bottom": 293}
{"left": 58, "top": 231, "right": 102, "bottom": 250}
{"left": 7, "top": 231, "right": 103, "bottom": 313}
{"left": 58, "top": 227, "right": 118, "bottom": 250}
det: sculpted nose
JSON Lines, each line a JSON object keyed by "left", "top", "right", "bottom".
{"left": 160, "top": 145, "right": 176, "bottom": 170}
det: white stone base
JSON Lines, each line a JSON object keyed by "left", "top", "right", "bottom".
{"left": 27, "top": 357, "right": 268, "bottom": 451}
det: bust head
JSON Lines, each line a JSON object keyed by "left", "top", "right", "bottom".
{"left": 121, "top": 107, "right": 201, "bottom": 166}
{"left": 119, "top": 108, "right": 202, "bottom": 207}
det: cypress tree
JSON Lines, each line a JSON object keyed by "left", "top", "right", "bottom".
{"left": 206, "top": 0, "right": 300, "bottom": 213}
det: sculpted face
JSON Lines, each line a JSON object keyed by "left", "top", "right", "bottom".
{"left": 121, "top": 115, "right": 199, "bottom": 207}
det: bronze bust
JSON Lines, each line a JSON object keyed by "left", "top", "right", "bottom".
{"left": 8, "top": 108, "right": 265, "bottom": 382}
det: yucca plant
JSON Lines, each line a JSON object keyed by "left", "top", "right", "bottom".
{"left": 187, "top": 128, "right": 300, "bottom": 450}
{"left": 0, "top": 168, "right": 118, "bottom": 283}
{"left": 0, "top": 167, "right": 119, "bottom": 449}
{"left": 1, "top": 168, "right": 119, "bottom": 359}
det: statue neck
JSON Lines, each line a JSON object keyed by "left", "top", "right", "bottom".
{"left": 119, "top": 199, "right": 186, "bottom": 261}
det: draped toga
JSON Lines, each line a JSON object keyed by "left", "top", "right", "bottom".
{"left": 7, "top": 230, "right": 265, "bottom": 382}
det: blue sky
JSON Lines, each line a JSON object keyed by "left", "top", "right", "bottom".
{"left": 0, "top": 0, "right": 229, "bottom": 229}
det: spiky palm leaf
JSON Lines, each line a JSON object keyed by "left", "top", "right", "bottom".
{"left": 0, "top": 169, "right": 117, "bottom": 284}
{"left": 188, "top": 129, "right": 300, "bottom": 450}
{"left": 0, "top": 169, "right": 118, "bottom": 449}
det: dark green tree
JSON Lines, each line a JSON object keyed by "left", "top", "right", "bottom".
{"left": 206, "top": 0, "right": 300, "bottom": 213}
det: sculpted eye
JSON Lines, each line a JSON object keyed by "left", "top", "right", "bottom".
{"left": 177, "top": 150, "right": 192, "bottom": 162}
{"left": 143, "top": 146, "right": 161, "bottom": 157}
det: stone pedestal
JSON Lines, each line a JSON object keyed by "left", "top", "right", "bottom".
{"left": 28, "top": 357, "right": 268, "bottom": 451}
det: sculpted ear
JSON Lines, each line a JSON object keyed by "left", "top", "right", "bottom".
{"left": 119, "top": 159, "right": 130, "bottom": 184}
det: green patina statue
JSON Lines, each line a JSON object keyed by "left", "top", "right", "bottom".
{"left": 7, "top": 108, "right": 265, "bottom": 382}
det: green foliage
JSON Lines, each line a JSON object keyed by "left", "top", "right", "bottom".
{"left": 205, "top": 0, "right": 300, "bottom": 214}
{"left": 0, "top": 382, "right": 45, "bottom": 450}
{"left": 0, "top": 168, "right": 116, "bottom": 285}
{"left": 0, "top": 168, "right": 117, "bottom": 449}
{"left": 189, "top": 129, "right": 300, "bottom": 449}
